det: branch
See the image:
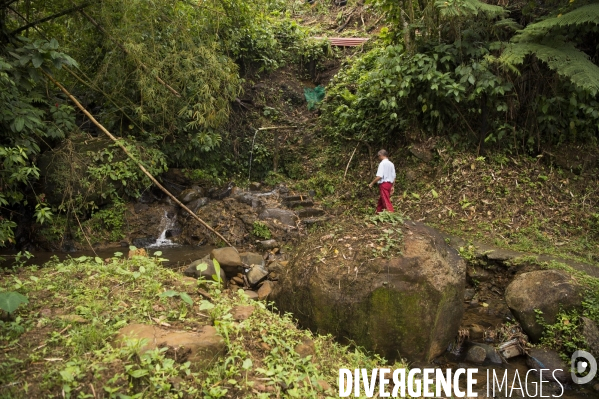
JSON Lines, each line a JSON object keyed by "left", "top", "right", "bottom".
{"left": 43, "top": 71, "right": 232, "bottom": 247}
{"left": 9, "top": 2, "right": 93, "bottom": 35}
{"left": 79, "top": 9, "right": 181, "bottom": 98}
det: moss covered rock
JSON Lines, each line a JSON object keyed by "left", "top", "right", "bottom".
{"left": 272, "top": 222, "right": 466, "bottom": 362}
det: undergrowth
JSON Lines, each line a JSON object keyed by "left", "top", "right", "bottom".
{"left": 0, "top": 254, "right": 398, "bottom": 398}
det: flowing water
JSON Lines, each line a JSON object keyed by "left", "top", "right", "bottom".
{"left": 148, "top": 210, "right": 180, "bottom": 248}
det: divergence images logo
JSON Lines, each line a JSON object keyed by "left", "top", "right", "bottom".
{"left": 571, "top": 350, "right": 597, "bottom": 385}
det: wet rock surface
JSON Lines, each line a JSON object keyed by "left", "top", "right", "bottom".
{"left": 505, "top": 269, "right": 583, "bottom": 342}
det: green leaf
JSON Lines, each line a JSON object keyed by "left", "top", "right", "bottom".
{"left": 32, "top": 53, "right": 44, "bottom": 68}
{"left": 153, "top": 251, "right": 162, "bottom": 257}
{"left": 179, "top": 292, "right": 193, "bottom": 306}
{"left": 129, "top": 369, "right": 149, "bottom": 378}
{"left": 160, "top": 290, "right": 178, "bottom": 298}
{"left": 196, "top": 262, "right": 208, "bottom": 272}
{"left": 129, "top": 245, "right": 137, "bottom": 251}
{"left": 0, "top": 291, "right": 28, "bottom": 314}
{"left": 14, "top": 117, "right": 25, "bottom": 132}
{"left": 199, "top": 300, "right": 215, "bottom": 310}
{"left": 94, "top": 257, "right": 103, "bottom": 264}
{"left": 242, "top": 358, "right": 253, "bottom": 370}
{"left": 431, "top": 189, "right": 439, "bottom": 199}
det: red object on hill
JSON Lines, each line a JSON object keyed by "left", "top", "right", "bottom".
{"left": 313, "top": 37, "right": 369, "bottom": 46}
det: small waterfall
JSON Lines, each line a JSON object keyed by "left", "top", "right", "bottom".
{"left": 148, "top": 211, "right": 180, "bottom": 248}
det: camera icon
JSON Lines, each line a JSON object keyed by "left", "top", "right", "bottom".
{"left": 571, "top": 350, "right": 597, "bottom": 384}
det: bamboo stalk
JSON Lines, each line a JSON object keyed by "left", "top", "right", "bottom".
{"left": 43, "top": 71, "right": 232, "bottom": 247}
{"left": 79, "top": 9, "right": 181, "bottom": 98}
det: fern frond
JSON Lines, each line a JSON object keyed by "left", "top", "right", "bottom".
{"left": 501, "top": 42, "right": 599, "bottom": 95}
{"left": 513, "top": 4, "right": 599, "bottom": 42}
{"left": 493, "top": 18, "right": 522, "bottom": 32}
{"left": 435, "top": 0, "right": 506, "bottom": 18}
{"left": 534, "top": 4, "right": 599, "bottom": 29}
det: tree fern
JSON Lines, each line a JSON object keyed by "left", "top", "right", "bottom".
{"left": 499, "top": 3, "right": 599, "bottom": 95}
{"left": 502, "top": 42, "right": 599, "bottom": 95}
{"left": 435, "top": 0, "right": 506, "bottom": 18}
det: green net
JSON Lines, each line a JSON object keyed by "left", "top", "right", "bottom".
{"left": 304, "top": 86, "right": 325, "bottom": 110}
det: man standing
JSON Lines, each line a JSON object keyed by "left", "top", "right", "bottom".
{"left": 368, "top": 149, "right": 396, "bottom": 213}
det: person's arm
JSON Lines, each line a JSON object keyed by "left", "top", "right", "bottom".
{"left": 368, "top": 176, "right": 382, "bottom": 188}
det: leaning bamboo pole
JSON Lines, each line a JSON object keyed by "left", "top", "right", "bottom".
{"left": 43, "top": 70, "right": 232, "bottom": 247}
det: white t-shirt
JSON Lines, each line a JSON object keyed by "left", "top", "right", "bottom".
{"left": 376, "top": 158, "right": 396, "bottom": 184}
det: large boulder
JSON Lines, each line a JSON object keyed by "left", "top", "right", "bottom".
{"left": 211, "top": 247, "right": 242, "bottom": 277}
{"left": 116, "top": 324, "right": 225, "bottom": 369}
{"left": 505, "top": 270, "right": 583, "bottom": 342}
{"left": 272, "top": 222, "right": 466, "bottom": 362}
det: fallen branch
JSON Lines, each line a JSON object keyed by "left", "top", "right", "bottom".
{"left": 79, "top": 9, "right": 181, "bottom": 98}
{"left": 197, "top": 288, "right": 213, "bottom": 301}
{"left": 43, "top": 71, "right": 232, "bottom": 246}
{"left": 336, "top": 14, "right": 353, "bottom": 33}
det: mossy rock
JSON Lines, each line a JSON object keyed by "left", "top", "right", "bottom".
{"left": 273, "top": 222, "right": 466, "bottom": 362}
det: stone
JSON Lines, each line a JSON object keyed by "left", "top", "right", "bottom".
{"left": 505, "top": 270, "right": 582, "bottom": 342}
{"left": 209, "top": 183, "right": 234, "bottom": 200}
{"left": 472, "top": 343, "right": 503, "bottom": 364}
{"left": 183, "top": 256, "right": 227, "bottom": 287}
{"left": 178, "top": 187, "right": 203, "bottom": 204}
{"left": 468, "top": 324, "right": 485, "bottom": 341}
{"left": 232, "top": 305, "right": 254, "bottom": 321}
{"left": 296, "top": 208, "right": 325, "bottom": 218}
{"left": 581, "top": 317, "right": 599, "bottom": 358}
{"left": 464, "top": 288, "right": 476, "bottom": 302}
{"left": 187, "top": 197, "right": 209, "bottom": 213}
{"left": 249, "top": 182, "right": 261, "bottom": 191}
{"left": 257, "top": 281, "right": 274, "bottom": 300}
{"left": 131, "top": 237, "right": 155, "bottom": 248}
{"left": 465, "top": 345, "right": 487, "bottom": 364}
{"left": 295, "top": 338, "right": 316, "bottom": 359}
{"left": 128, "top": 248, "right": 147, "bottom": 258}
{"left": 485, "top": 248, "right": 521, "bottom": 262}
{"left": 211, "top": 247, "right": 242, "bottom": 267}
{"left": 242, "top": 290, "right": 259, "bottom": 301}
{"left": 116, "top": 324, "right": 225, "bottom": 368}
{"left": 231, "top": 276, "right": 244, "bottom": 285}
{"left": 526, "top": 348, "right": 571, "bottom": 383}
{"left": 240, "top": 252, "right": 265, "bottom": 267}
{"left": 269, "top": 262, "right": 285, "bottom": 274}
{"left": 246, "top": 264, "right": 269, "bottom": 286}
{"left": 272, "top": 222, "right": 466, "bottom": 362}
{"left": 258, "top": 239, "right": 278, "bottom": 250}
{"left": 259, "top": 208, "right": 298, "bottom": 226}
{"left": 467, "top": 266, "right": 493, "bottom": 283}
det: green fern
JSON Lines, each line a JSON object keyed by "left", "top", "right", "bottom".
{"left": 501, "top": 42, "right": 599, "bottom": 95}
{"left": 435, "top": 0, "right": 506, "bottom": 18}
{"left": 499, "top": 3, "right": 599, "bottom": 95}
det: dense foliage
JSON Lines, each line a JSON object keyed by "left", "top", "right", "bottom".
{"left": 322, "top": 0, "right": 599, "bottom": 152}
{"left": 0, "top": 0, "right": 326, "bottom": 246}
